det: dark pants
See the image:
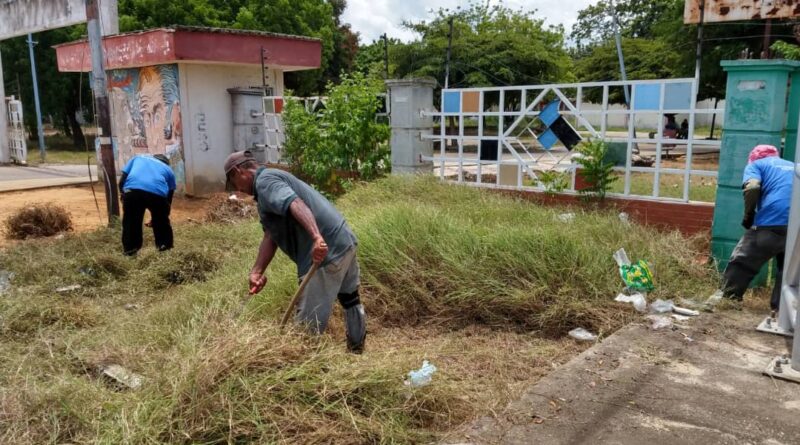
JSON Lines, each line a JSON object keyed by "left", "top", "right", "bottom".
{"left": 122, "top": 189, "right": 173, "bottom": 255}
{"left": 722, "top": 226, "right": 786, "bottom": 310}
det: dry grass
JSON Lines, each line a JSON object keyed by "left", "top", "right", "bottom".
{"left": 3, "top": 203, "right": 73, "bottom": 240}
{"left": 0, "top": 176, "right": 717, "bottom": 443}
{"left": 204, "top": 193, "right": 257, "bottom": 224}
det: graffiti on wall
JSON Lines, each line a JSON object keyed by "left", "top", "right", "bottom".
{"left": 108, "top": 64, "right": 185, "bottom": 190}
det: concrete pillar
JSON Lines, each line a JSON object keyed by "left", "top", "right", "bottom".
{"left": 711, "top": 60, "right": 800, "bottom": 281}
{"left": 0, "top": 49, "right": 8, "bottom": 164}
{"left": 386, "top": 78, "right": 436, "bottom": 174}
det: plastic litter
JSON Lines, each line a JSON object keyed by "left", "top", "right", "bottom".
{"left": 646, "top": 315, "right": 673, "bottom": 330}
{"left": 557, "top": 213, "right": 576, "bottom": 223}
{"left": 618, "top": 212, "right": 631, "bottom": 224}
{"left": 405, "top": 360, "right": 437, "bottom": 387}
{"left": 228, "top": 194, "right": 239, "bottom": 201}
{"left": 672, "top": 314, "right": 691, "bottom": 322}
{"left": 650, "top": 299, "right": 674, "bottom": 314}
{"left": 615, "top": 293, "right": 647, "bottom": 313}
{"left": 673, "top": 306, "right": 700, "bottom": 316}
{"left": 568, "top": 327, "right": 598, "bottom": 342}
{"left": 0, "top": 270, "right": 14, "bottom": 295}
{"left": 56, "top": 284, "right": 82, "bottom": 293}
{"left": 612, "top": 248, "right": 631, "bottom": 267}
{"left": 100, "top": 364, "right": 143, "bottom": 390}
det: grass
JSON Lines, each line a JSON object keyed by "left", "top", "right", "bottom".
{"left": 23, "top": 135, "right": 95, "bottom": 166}
{"left": 608, "top": 172, "right": 717, "bottom": 202}
{"left": 0, "top": 176, "right": 717, "bottom": 444}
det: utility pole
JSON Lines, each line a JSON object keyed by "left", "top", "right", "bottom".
{"left": 0, "top": 49, "right": 7, "bottom": 164}
{"left": 381, "top": 33, "right": 389, "bottom": 79}
{"left": 27, "top": 33, "right": 46, "bottom": 163}
{"left": 444, "top": 17, "right": 454, "bottom": 88}
{"left": 609, "top": 0, "right": 630, "bottom": 107}
{"left": 86, "top": 0, "right": 119, "bottom": 223}
{"left": 694, "top": 0, "right": 705, "bottom": 90}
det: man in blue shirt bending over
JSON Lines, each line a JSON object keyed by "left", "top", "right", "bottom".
{"left": 119, "top": 154, "right": 177, "bottom": 255}
{"left": 722, "top": 145, "right": 794, "bottom": 311}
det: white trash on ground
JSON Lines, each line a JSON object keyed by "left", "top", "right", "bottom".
{"left": 56, "top": 284, "right": 82, "bottom": 293}
{"left": 612, "top": 248, "right": 631, "bottom": 267}
{"left": 650, "top": 299, "right": 674, "bottom": 314}
{"left": 405, "top": 360, "right": 437, "bottom": 387}
{"left": 100, "top": 364, "right": 143, "bottom": 390}
{"left": 615, "top": 293, "right": 648, "bottom": 312}
{"left": 673, "top": 306, "right": 700, "bottom": 316}
{"left": 0, "top": 270, "right": 14, "bottom": 295}
{"left": 568, "top": 327, "right": 598, "bottom": 342}
{"left": 646, "top": 315, "right": 673, "bottom": 330}
{"left": 619, "top": 212, "right": 631, "bottom": 224}
{"left": 557, "top": 213, "right": 576, "bottom": 223}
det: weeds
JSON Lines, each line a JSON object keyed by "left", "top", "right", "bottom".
{"left": 3, "top": 203, "right": 73, "bottom": 240}
{"left": 0, "top": 176, "right": 716, "bottom": 443}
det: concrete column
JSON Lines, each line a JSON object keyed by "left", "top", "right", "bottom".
{"left": 386, "top": 78, "right": 436, "bottom": 174}
{"left": 0, "top": 49, "right": 8, "bottom": 164}
{"left": 711, "top": 60, "right": 800, "bottom": 282}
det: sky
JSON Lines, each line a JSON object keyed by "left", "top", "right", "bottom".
{"left": 342, "top": 0, "right": 597, "bottom": 44}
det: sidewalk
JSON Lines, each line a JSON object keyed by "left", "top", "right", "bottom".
{"left": 0, "top": 164, "right": 98, "bottom": 192}
{"left": 448, "top": 311, "right": 800, "bottom": 445}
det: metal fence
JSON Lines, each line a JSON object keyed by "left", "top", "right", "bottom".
{"left": 422, "top": 79, "right": 725, "bottom": 203}
{"left": 5, "top": 96, "right": 27, "bottom": 164}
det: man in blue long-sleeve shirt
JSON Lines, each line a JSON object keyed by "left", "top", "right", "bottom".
{"left": 119, "top": 154, "right": 176, "bottom": 255}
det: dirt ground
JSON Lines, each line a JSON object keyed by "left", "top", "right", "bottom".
{"left": 0, "top": 185, "right": 211, "bottom": 246}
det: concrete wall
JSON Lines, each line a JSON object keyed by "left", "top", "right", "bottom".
{"left": 579, "top": 99, "right": 725, "bottom": 130}
{"left": 179, "top": 63, "right": 284, "bottom": 196}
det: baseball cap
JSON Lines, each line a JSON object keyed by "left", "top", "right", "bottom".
{"left": 748, "top": 145, "right": 779, "bottom": 164}
{"left": 224, "top": 150, "right": 256, "bottom": 174}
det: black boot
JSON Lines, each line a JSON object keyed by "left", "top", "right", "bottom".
{"left": 338, "top": 291, "right": 366, "bottom": 354}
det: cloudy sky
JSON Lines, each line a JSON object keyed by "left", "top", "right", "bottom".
{"left": 342, "top": 0, "right": 597, "bottom": 44}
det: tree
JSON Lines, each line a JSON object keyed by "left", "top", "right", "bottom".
{"left": 571, "top": 0, "right": 800, "bottom": 101}
{"left": 389, "top": 2, "right": 574, "bottom": 88}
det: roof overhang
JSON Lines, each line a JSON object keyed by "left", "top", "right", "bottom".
{"left": 55, "top": 26, "right": 322, "bottom": 72}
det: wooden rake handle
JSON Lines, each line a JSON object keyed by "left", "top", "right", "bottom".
{"left": 280, "top": 262, "right": 320, "bottom": 329}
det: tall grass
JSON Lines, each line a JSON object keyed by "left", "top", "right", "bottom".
{"left": 0, "top": 176, "right": 716, "bottom": 444}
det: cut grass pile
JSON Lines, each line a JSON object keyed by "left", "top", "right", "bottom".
{"left": 3, "top": 203, "right": 73, "bottom": 240}
{"left": 204, "top": 193, "right": 258, "bottom": 224}
{"left": 0, "top": 176, "right": 717, "bottom": 444}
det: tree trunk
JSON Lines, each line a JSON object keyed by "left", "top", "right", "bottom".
{"left": 61, "top": 112, "right": 73, "bottom": 138}
{"left": 66, "top": 105, "right": 85, "bottom": 148}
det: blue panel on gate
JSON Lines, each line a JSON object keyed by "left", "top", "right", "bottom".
{"left": 539, "top": 100, "right": 561, "bottom": 126}
{"left": 664, "top": 82, "right": 692, "bottom": 110}
{"left": 633, "top": 84, "right": 661, "bottom": 111}
{"left": 443, "top": 91, "right": 461, "bottom": 113}
{"left": 538, "top": 129, "right": 558, "bottom": 150}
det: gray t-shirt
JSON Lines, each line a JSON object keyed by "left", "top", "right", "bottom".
{"left": 253, "top": 168, "right": 356, "bottom": 276}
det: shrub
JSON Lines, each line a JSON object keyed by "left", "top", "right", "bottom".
{"left": 3, "top": 203, "right": 73, "bottom": 240}
{"left": 282, "top": 72, "right": 390, "bottom": 195}
{"left": 575, "top": 139, "right": 617, "bottom": 201}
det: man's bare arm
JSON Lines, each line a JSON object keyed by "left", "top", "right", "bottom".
{"left": 249, "top": 231, "right": 277, "bottom": 293}
{"left": 289, "top": 198, "right": 329, "bottom": 263}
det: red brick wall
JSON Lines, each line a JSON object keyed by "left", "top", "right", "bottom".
{"left": 496, "top": 190, "right": 714, "bottom": 236}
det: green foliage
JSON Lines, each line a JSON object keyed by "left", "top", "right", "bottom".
{"left": 771, "top": 41, "right": 800, "bottom": 60}
{"left": 388, "top": 1, "right": 573, "bottom": 87}
{"left": 575, "top": 140, "right": 618, "bottom": 201}
{"left": 574, "top": 38, "right": 683, "bottom": 104}
{"left": 282, "top": 72, "right": 390, "bottom": 195}
{"left": 537, "top": 170, "right": 569, "bottom": 195}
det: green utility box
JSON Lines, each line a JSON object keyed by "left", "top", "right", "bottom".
{"left": 712, "top": 60, "right": 800, "bottom": 285}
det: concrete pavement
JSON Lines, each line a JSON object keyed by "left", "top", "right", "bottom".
{"left": 0, "top": 164, "right": 98, "bottom": 192}
{"left": 448, "top": 311, "right": 800, "bottom": 445}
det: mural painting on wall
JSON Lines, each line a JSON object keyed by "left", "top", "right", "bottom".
{"left": 108, "top": 64, "right": 185, "bottom": 190}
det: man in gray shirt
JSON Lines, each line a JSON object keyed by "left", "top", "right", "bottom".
{"left": 223, "top": 151, "right": 366, "bottom": 352}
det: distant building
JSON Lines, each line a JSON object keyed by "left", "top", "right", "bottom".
{"left": 55, "top": 26, "right": 321, "bottom": 196}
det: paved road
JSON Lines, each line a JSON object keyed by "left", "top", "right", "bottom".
{"left": 447, "top": 310, "right": 800, "bottom": 445}
{"left": 0, "top": 164, "right": 99, "bottom": 192}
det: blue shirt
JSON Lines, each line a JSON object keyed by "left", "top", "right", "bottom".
{"left": 742, "top": 156, "right": 795, "bottom": 227}
{"left": 121, "top": 156, "right": 176, "bottom": 198}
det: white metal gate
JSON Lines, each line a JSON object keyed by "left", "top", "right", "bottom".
{"left": 5, "top": 96, "right": 27, "bottom": 164}
{"left": 424, "top": 79, "right": 724, "bottom": 203}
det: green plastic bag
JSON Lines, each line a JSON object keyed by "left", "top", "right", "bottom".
{"left": 620, "top": 260, "right": 655, "bottom": 292}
